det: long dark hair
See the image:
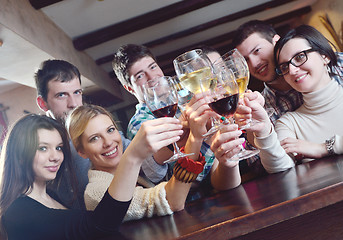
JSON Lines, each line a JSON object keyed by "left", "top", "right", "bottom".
{"left": 0, "top": 114, "right": 75, "bottom": 236}
{"left": 274, "top": 25, "right": 338, "bottom": 77}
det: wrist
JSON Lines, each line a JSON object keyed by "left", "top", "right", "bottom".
{"left": 255, "top": 122, "right": 272, "bottom": 138}
{"left": 188, "top": 132, "right": 204, "bottom": 145}
{"left": 325, "top": 136, "right": 336, "bottom": 156}
{"left": 173, "top": 148, "right": 206, "bottom": 183}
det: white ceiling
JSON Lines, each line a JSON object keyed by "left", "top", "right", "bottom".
{"left": 0, "top": 0, "right": 317, "bottom": 102}
{"left": 41, "top": 0, "right": 316, "bottom": 74}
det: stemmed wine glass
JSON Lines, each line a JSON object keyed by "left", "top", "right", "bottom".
{"left": 173, "top": 49, "right": 220, "bottom": 137}
{"left": 214, "top": 48, "right": 249, "bottom": 99}
{"left": 206, "top": 69, "right": 260, "bottom": 161}
{"left": 170, "top": 75, "right": 194, "bottom": 113}
{"left": 142, "top": 76, "right": 194, "bottom": 164}
{"left": 214, "top": 49, "right": 274, "bottom": 129}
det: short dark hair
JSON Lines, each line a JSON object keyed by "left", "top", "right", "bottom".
{"left": 274, "top": 25, "right": 338, "bottom": 74}
{"left": 232, "top": 20, "right": 278, "bottom": 48}
{"left": 34, "top": 60, "right": 81, "bottom": 101}
{"left": 195, "top": 45, "right": 219, "bottom": 55}
{"left": 112, "top": 44, "right": 156, "bottom": 87}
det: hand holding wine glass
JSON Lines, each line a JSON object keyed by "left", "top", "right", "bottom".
{"left": 214, "top": 49, "right": 274, "bottom": 129}
{"left": 205, "top": 69, "right": 260, "bottom": 161}
{"left": 142, "top": 76, "right": 194, "bottom": 164}
{"left": 173, "top": 49, "right": 222, "bottom": 137}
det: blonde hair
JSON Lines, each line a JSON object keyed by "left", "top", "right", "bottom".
{"left": 66, "top": 104, "right": 117, "bottom": 152}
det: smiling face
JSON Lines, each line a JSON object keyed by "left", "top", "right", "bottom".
{"left": 127, "top": 56, "right": 164, "bottom": 102}
{"left": 33, "top": 128, "right": 64, "bottom": 184}
{"left": 236, "top": 33, "right": 279, "bottom": 83}
{"left": 277, "top": 38, "right": 331, "bottom": 93}
{"left": 78, "top": 114, "right": 123, "bottom": 174}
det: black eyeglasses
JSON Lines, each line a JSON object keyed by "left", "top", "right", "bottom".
{"left": 276, "top": 49, "right": 315, "bottom": 76}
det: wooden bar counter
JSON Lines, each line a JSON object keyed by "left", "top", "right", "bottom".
{"left": 116, "top": 155, "right": 343, "bottom": 240}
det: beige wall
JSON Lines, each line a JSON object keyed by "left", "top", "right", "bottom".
{"left": 0, "top": 0, "right": 122, "bottom": 99}
{"left": 304, "top": 0, "right": 343, "bottom": 51}
{"left": 0, "top": 86, "right": 42, "bottom": 127}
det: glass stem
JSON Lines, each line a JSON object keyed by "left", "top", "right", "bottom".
{"left": 173, "top": 142, "right": 181, "bottom": 154}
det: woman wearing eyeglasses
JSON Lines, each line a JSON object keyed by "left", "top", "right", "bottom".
{"left": 237, "top": 25, "right": 343, "bottom": 173}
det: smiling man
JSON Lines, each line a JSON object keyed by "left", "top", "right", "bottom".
{"left": 232, "top": 20, "right": 343, "bottom": 125}
{"left": 232, "top": 20, "right": 304, "bottom": 125}
{"left": 231, "top": 20, "right": 343, "bottom": 173}
{"left": 112, "top": 45, "right": 222, "bottom": 193}
{"left": 113, "top": 45, "right": 183, "bottom": 184}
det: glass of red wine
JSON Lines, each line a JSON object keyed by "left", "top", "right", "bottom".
{"left": 206, "top": 69, "right": 260, "bottom": 161}
{"left": 142, "top": 76, "right": 194, "bottom": 164}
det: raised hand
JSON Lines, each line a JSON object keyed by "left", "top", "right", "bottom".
{"left": 129, "top": 118, "right": 183, "bottom": 162}
{"left": 237, "top": 92, "right": 271, "bottom": 137}
{"left": 210, "top": 124, "right": 244, "bottom": 167}
{"left": 184, "top": 93, "right": 217, "bottom": 139}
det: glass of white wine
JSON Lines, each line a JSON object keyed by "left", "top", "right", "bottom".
{"left": 173, "top": 49, "right": 216, "bottom": 94}
{"left": 173, "top": 49, "right": 220, "bottom": 137}
{"left": 214, "top": 49, "right": 274, "bottom": 129}
{"left": 214, "top": 48, "right": 249, "bottom": 97}
{"left": 170, "top": 75, "right": 193, "bottom": 113}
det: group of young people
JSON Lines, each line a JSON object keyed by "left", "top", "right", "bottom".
{"left": 0, "top": 20, "right": 342, "bottom": 240}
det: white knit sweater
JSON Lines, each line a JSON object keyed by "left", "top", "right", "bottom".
{"left": 85, "top": 170, "right": 173, "bottom": 221}
{"left": 255, "top": 80, "right": 343, "bottom": 173}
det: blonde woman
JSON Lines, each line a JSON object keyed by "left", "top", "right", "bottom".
{"left": 66, "top": 102, "right": 222, "bottom": 220}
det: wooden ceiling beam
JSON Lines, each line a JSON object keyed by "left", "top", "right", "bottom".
{"left": 96, "top": 0, "right": 295, "bottom": 66}
{"left": 108, "top": 6, "right": 311, "bottom": 81}
{"left": 29, "top": 0, "right": 63, "bottom": 10}
{"left": 156, "top": 6, "right": 312, "bottom": 72}
{"left": 73, "top": 0, "right": 224, "bottom": 50}
{"left": 145, "top": 0, "right": 295, "bottom": 49}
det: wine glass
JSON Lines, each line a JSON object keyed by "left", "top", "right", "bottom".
{"left": 170, "top": 75, "right": 194, "bottom": 113}
{"left": 142, "top": 76, "right": 194, "bottom": 164}
{"left": 214, "top": 49, "right": 274, "bottom": 129}
{"left": 173, "top": 49, "right": 220, "bottom": 137}
{"left": 206, "top": 69, "right": 260, "bottom": 161}
{"left": 214, "top": 48, "right": 249, "bottom": 98}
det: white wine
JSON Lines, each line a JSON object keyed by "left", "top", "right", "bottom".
{"left": 236, "top": 76, "right": 249, "bottom": 94}
{"left": 180, "top": 67, "right": 216, "bottom": 94}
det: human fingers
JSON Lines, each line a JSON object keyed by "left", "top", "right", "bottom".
{"left": 138, "top": 118, "right": 183, "bottom": 148}
{"left": 211, "top": 124, "right": 242, "bottom": 150}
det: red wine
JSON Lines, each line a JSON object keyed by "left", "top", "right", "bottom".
{"left": 152, "top": 104, "right": 178, "bottom": 118}
{"left": 209, "top": 93, "right": 239, "bottom": 117}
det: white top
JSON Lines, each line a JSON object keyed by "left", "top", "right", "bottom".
{"left": 85, "top": 170, "right": 173, "bottom": 221}
{"left": 255, "top": 80, "right": 343, "bottom": 173}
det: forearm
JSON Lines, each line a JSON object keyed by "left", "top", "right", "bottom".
{"left": 211, "top": 160, "right": 241, "bottom": 191}
{"left": 165, "top": 133, "right": 203, "bottom": 211}
{"left": 108, "top": 153, "right": 141, "bottom": 202}
{"left": 152, "top": 147, "right": 173, "bottom": 165}
{"left": 254, "top": 125, "right": 294, "bottom": 173}
{"left": 184, "top": 132, "right": 203, "bottom": 160}
{"left": 164, "top": 176, "right": 192, "bottom": 212}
